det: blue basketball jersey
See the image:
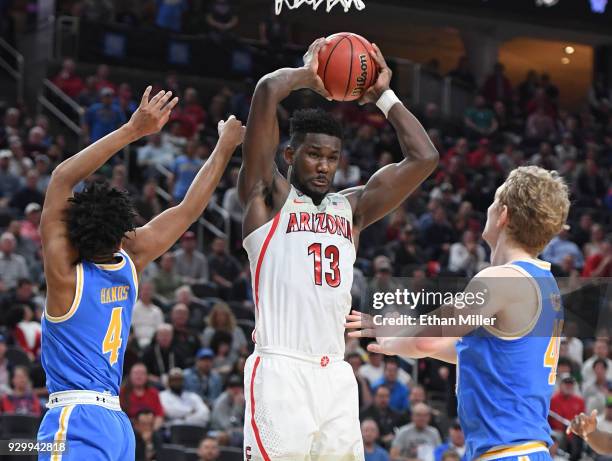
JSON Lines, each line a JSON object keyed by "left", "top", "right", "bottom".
{"left": 456, "top": 260, "right": 563, "bottom": 461}
{"left": 41, "top": 249, "right": 138, "bottom": 395}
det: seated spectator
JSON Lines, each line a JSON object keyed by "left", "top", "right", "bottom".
{"left": 434, "top": 420, "right": 467, "bottom": 461}
{"left": 206, "top": 0, "right": 239, "bottom": 39}
{"left": 0, "top": 150, "right": 20, "bottom": 200}
{"left": 334, "top": 153, "right": 361, "bottom": 190}
{"left": 134, "top": 180, "right": 163, "bottom": 225}
{"left": 53, "top": 58, "right": 84, "bottom": 99}
{"left": 137, "top": 133, "right": 175, "bottom": 177}
{"left": 0, "top": 366, "right": 41, "bottom": 415}
{"left": 466, "top": 139, "right": 501, "bottom": 174}
{"left": 160, "top": 368, "right": 210, "bottom": 427}
{"left": 555, "top": 133, "right": 578, "bottom": 163}
{"left": 482, "top": 63, "right": 513, "bottom": 104}
{"left": 20, "top": 203, "right": 41, "bottom": 247}
{"left": 447, "top": 230, "right": 486, "bottom": 277}
{"left": 152, "top": 252, "right": 183, "bottom": 302}
{"left": 34, "top": 155, "right": 51, "bottom": 193}
{"left": 115, "top": 82, "right": 138, "bottom": 120}
{"left": 175, "top": 285, "right": 210, "bottom": 330}
{"left": 581, "top": 338, "right": 612, "bottom": 388}
{"left": 208, "top": 237, "right": 242, "bottom": 299}
{"left": 361, "top": 385, "right": 407, "bottom": 449}
{"left": 77, "top": 75, "right": 99, "bottom": 107}
{"left": 8, "top": 305, "right": 41, "bottom": 359}
{"left": 170, "top": 303, "right": 200, "bottom": 367}
{"left": 530, "top": 142, "right": 560, "bottom": 171}
{"left": 0, "top": 232, "right": 30, "bottom": 290}
{"left": 93, "top": 64, "right": 116, "bottom": 92}
{"left": 142, "top": 323, "right": 185, "bottom": 384}
{"left": 360, "top": 351, "right": 384, "bottom": 385}
{"left": 184, "top": 348, "right": 224, "bottom": 406}
{"left": 372, "top": 357, "right": 410, "bottom": 413}
{"left": 582, "top": 234, "right": 612, "bottom": 278}
{"left": 583, "top": 358, "right": 611, "bottom": 414}
{"left": 210, "top": 374, "right": 245, "bottom": 438}
{"left": 133, "top": 408, "right": 164, "bottom": 461}
{"left": 171, "top": 87, "right": 206, "bottom": 138}
{"left": 82, "top": 87, "right": 126, "bottom": 144}
{"left": 526, "top": 87, "right": 556, "bottom": 118}
{"left": 132, "top": 281, "right": 164, "bottom": 349}
{"left": 584, "top": 223, "right": 606, "bottom": 259}
{"left": 197, "top": 436, "right": 221, "bottom": 461}
{"left": 391, "top": 403, "right": 441, "bottom": 460}
{"left": 9, "top": 170, "right": 45, "bottom": 213}
{"left": 362, "top": 419, "right": 390, "bottom": 461}
{"left": 174, "top": 231, "right": 209, "bottom": 285}
{"left": 385, "top": 224, "right": 426, "bottom": 277}
{"left": 541, "top": 228, "right": 585, "bottom": 270}
{"left": 24, "top": 126, "right": 48, "bottom": 157}
{"left": 171, "top": 139, "right": 204, "bottom": 203}
{"left": 0, "top": 335, "right": 11, "bottom": 394}
{"left": 549, "top": 374, "right": 584, "bottom": 460}
{"left": 464, "top": 95, "right": 498, "bottom": 140}
{"left": 156, "top": 0, "right": 188, "bottom": 32}
{"left": 120, "top": 363, "right": 164, "bottom": 429}
{"left": 202, "top": 302, "right": 248, "bottom": 358}
{"left": 526, "top": 107, "right": 556, "bottom": 143}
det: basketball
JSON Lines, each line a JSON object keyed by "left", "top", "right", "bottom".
{"left": 317, "top": 32, "right": 378, "bottom": 102}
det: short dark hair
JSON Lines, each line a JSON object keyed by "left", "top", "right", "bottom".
{"left": 135, "top": 408, "right": 154, "bottom": 419}
{"left": 66, "top": 180, "right": 136, "bottom": 261}
{"left": 594, "top": 358, "right": 609, "bottom": 370}
{"left": 289, "top": 108, "right": 343, "bottom": 149}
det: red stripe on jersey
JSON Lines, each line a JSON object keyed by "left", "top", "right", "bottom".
{"left": 254, "top": 213, "right": 281, "bottom": 313}
{"left": 250, "top": 356, "right": 271, "bottom": 461}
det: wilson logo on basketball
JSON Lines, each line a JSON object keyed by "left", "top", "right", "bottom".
{"left": 351, "top": 54, "right": 369, "bottom": 97}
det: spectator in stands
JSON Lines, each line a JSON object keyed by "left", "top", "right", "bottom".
{"left": 530, "top": 142, "right": 560, "bottom": 171}
{"left": 0, "top": 232, "right": 29, "bottom": 290}
{"left": 555, "top": 132, "right": 578, "bottom": 163}
{"left": 206, "top": 0, "right": 239, "bottom": 40}
{"left": 0, "top": 365, "right": 41, "bottom": 415}
{"left": 174, "top": 231, "right": 209, "bottom": 285}
{"left": 137, "top": 133, "right": 175, "bottom": 178}
{"left": 582, "top": 235, "right": 612, "bottom": 277}
{"left": 526, "top": 107, "right": 557, "bottom": 143}
{"left": 372, "top": 357, "right": 410, "bottom": 413}
{"left": 584, "top": 223, "right": 606, "bottom": 259}
{"left": 18, "top": 203, "right": 42, "bottom": 248}
{"left": 448, "top": 56, "right": 476, "bottom": 90}
{"left": 210, "top": 374, "right": 244, "bottom": 441}
{"left": 541, "top": 227, "right": 585, "bottom": 270}
{"left": 52, "top": 58, "right": 84, "bottom": 99}
{"left": 9, "top": 170, "right": 44, "bottom": 213}
{"left": 518, "top": 70, "right": 539, "bottom": 112}
{"left": 391, "top": 403, "right": 442, "bottom": 460}
{"left": 583, "top": 358, "right": 611, "bottom": 414}
{"left": 175, "top": 285, "right": 210, "bottom": 330}
{"left": 160, "top": 367, "right": 210, "bottom": 427}
{"left": 202, "top": 302, "right": 247, "bottom": 357}
{"left": 360, "top": 351, "right": 384, "bottom": 385}
{"left": 482, "top": 63, "right": 513, "bottom": 104}
{"left": 333, "top": 153, "right": 361, "bottom": 190}
{"left": 362, "top": 419, "right": 390, "bottom": 461}
{"left": 8, "top": 304, "right": 41, "bottom": 359}
{"left": 133, "top": 408, "right": 164, "bottom": 461}
{"left": 7, "top": 137, "right": 32, "bottom": 177}
{"left": 134, "top": 180, "right": 163, "bottom": 225}
{"left": 142, "top": 323, "right": 185, "bottom": 384}
{"left": 197, "top": 436, "right": 221, "bottom": 461}
{"left": 156, "top": 0, "right": 188, "bottom": 32}
{"left": 77, "top": 75, "right": 99, "bottom": 107}
{"left": 447, "top": 230, "right": 486, "bottom": 277}
{"left": 385, "top": 224, "right": 426, "bottom": 277}
{"left": 132, "top": 281, "right": 164, "bottom": 348}
{"left": 93, "top": 64, "right": 116, "bottom": 92}
{"left": 120, "top": 363, "right": 164, "bottom": 429}
{"left": 152, "top": 252, "right": 182, "bottom": 301}
{"left": 434, "top": 420, "right": 467, "bottom": 461}
{"left": 170, "top": 302, "right": 200, "bottom": 367}
{"left": 0, "top": 335, "right": 11, "bottom": 394}
{"left": 464, "top": 95, "right": 497, "bottom": 140}
{"left": 575, "top": 158, "right": 607, "bottom": 208}
{"left": 34, "top": 155, "right": 51, "bottom": 193}
{"left": 208, "top": 237, "right": 241, "bottom": 299}
{"left": 527, "top": 88, "right": 556, "bottom": 118}
{"left": 0, "top": 150, "right": 20, "bottom": 201}
{"left": 184, "top": 347, "right": 224, "bottom": 406}
{"left": 583, "top": 339, "right": 612, "bottom": 387}
{"left": 171, "top": 87, "right": 205, "bottom": 139}
{"left": 550, "top": 374, "right": 584, "bottom": 461}
{"left": 171, "top": 138, "right": 204, "bottom": 203}
{"left": 346, "top": 352, "right": 373, "bottom": 411}
{"left": 361, "top": 385, "right": 407, "bottom": 449}
{"left": 82, "top": 87, "right": 126, "bottom": 144}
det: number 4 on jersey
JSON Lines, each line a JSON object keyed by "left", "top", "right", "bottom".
{"left": 544, "top": 319, "right": 564, "bottom": 385}
{"left": 103, "top": 307, "right": 123, "bottom": 365}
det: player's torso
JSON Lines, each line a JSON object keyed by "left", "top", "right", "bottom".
{"left": 42, "top": 249, "right": 138, "bottom": 395}
{"left": 456, "top": 260, "right": 563, "bottom": 460}
{"left": 243, "top": 187, "right": 356, "bottom": 356}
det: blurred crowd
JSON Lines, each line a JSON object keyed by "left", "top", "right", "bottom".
{"left": 0, "top": 22, "right": 612, "bottom": 461}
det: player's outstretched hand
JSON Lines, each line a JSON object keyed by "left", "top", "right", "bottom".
{"left": 218, "top": 115, "right": 246, "bottom": 149}
{"left": 302, "top": 38, "right": 332, "bottom": 100}
{"left": 127, "top": 86, "right": 179, "bottom": 138}
{"left": 358, "top": 43, "right": 392, "bottom": 106}
{"left": 567, "top": 410, "right": 598, "bottom": 439}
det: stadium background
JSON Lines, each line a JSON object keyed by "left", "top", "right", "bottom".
{"left": 0, "top": 0, "right": 611, "bottom": 460}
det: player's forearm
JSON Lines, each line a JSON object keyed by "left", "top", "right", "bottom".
{"left": 51, "top": 123, "right": 138, "bottom": 187}
{"left": 388, "top": 103, "right": 439, "bottom": 164}
{"left": 255, "top": 67, "right": 313, "bottom": 103}
{"left": 178, "top": 141, "right": 236, "bottom": 221}
{"left": 585, "top": 430, "right": 612, "bottom": 455}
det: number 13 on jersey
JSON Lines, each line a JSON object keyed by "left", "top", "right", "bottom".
{"left": 103, "top": 307, "right": 123, "bottom": 365}
{"left": 308, "top": 243, "right": 341, "bottom": 287}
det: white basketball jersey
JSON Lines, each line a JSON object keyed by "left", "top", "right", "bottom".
{"left": 243, "top": 186, "right": 356, "bottom": 356}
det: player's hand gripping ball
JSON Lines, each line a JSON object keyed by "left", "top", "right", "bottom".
{"left": 317, "top": 33, "right": 379, "bottom": 102}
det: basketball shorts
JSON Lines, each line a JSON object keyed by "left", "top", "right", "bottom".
{"left": 244, "top": 348, "right": 364, "bottom": 461}
{"left": 37, "top": 404, "right": 135, "bottom": 460}
{"left": 477, "top": 442, "right": 552, "bottom": 461}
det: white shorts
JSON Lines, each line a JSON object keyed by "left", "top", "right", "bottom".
{"left": 244, "top": 348, "right": 364, "bottom": 461}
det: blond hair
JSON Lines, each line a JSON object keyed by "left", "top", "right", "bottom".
{"left": 498, "top": 166, "right": 570, "bottom": 254}
{"left": 206, "top": 302, "right": 237, "bottom": 331}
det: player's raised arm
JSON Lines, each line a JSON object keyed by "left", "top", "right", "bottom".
{"left": 41, "top": 87, "right": 178, "bottom": 303}
{"left": 124, "top": 117, "right": 245, "bottom": 273}
{"left": 237, "top": 38, "right": 331, "bottom": 209}
{"left": 344, "top": 44, "right": 439, "bottom": 231}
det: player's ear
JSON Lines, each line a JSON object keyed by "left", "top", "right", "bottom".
{"left": 283, "top": 145, "right": 295, "bottom": 166}
{"left": 497, "top": 204, "right": 509, "bottom": 228}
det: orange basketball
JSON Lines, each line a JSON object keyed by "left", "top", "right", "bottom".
{"left": 317, "top": 32, "right": 378, "bottom": 102}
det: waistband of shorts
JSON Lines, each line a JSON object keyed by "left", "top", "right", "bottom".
{"left": 254, "top": 346, "right": 344, "bottom": 366}
{"left": 477, "top": 441, "right": 548, "bottom": 460}
{"left": 46, "top": 390, "right": 121, "bottom": 411}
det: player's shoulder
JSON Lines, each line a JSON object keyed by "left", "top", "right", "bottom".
{"left": 473, "top": 264, "right": 526, "bottom": 279}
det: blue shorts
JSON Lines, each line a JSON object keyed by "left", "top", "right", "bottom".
{"left": 477, "top": 442, "right": 552, "bottom": 461}
{"left": 37, "top": 404, "right": 135, "bottom": 461}
{"left": 493, "top": 453, "right": 552, "bottom": 461}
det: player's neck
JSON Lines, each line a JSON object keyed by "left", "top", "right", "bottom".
{"left": 490, "top": 238, "right": 535, "bottom": 267}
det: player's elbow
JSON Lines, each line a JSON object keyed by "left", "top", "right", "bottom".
{"left": 415, "top": 337, "right": 443, "bottom": 354}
